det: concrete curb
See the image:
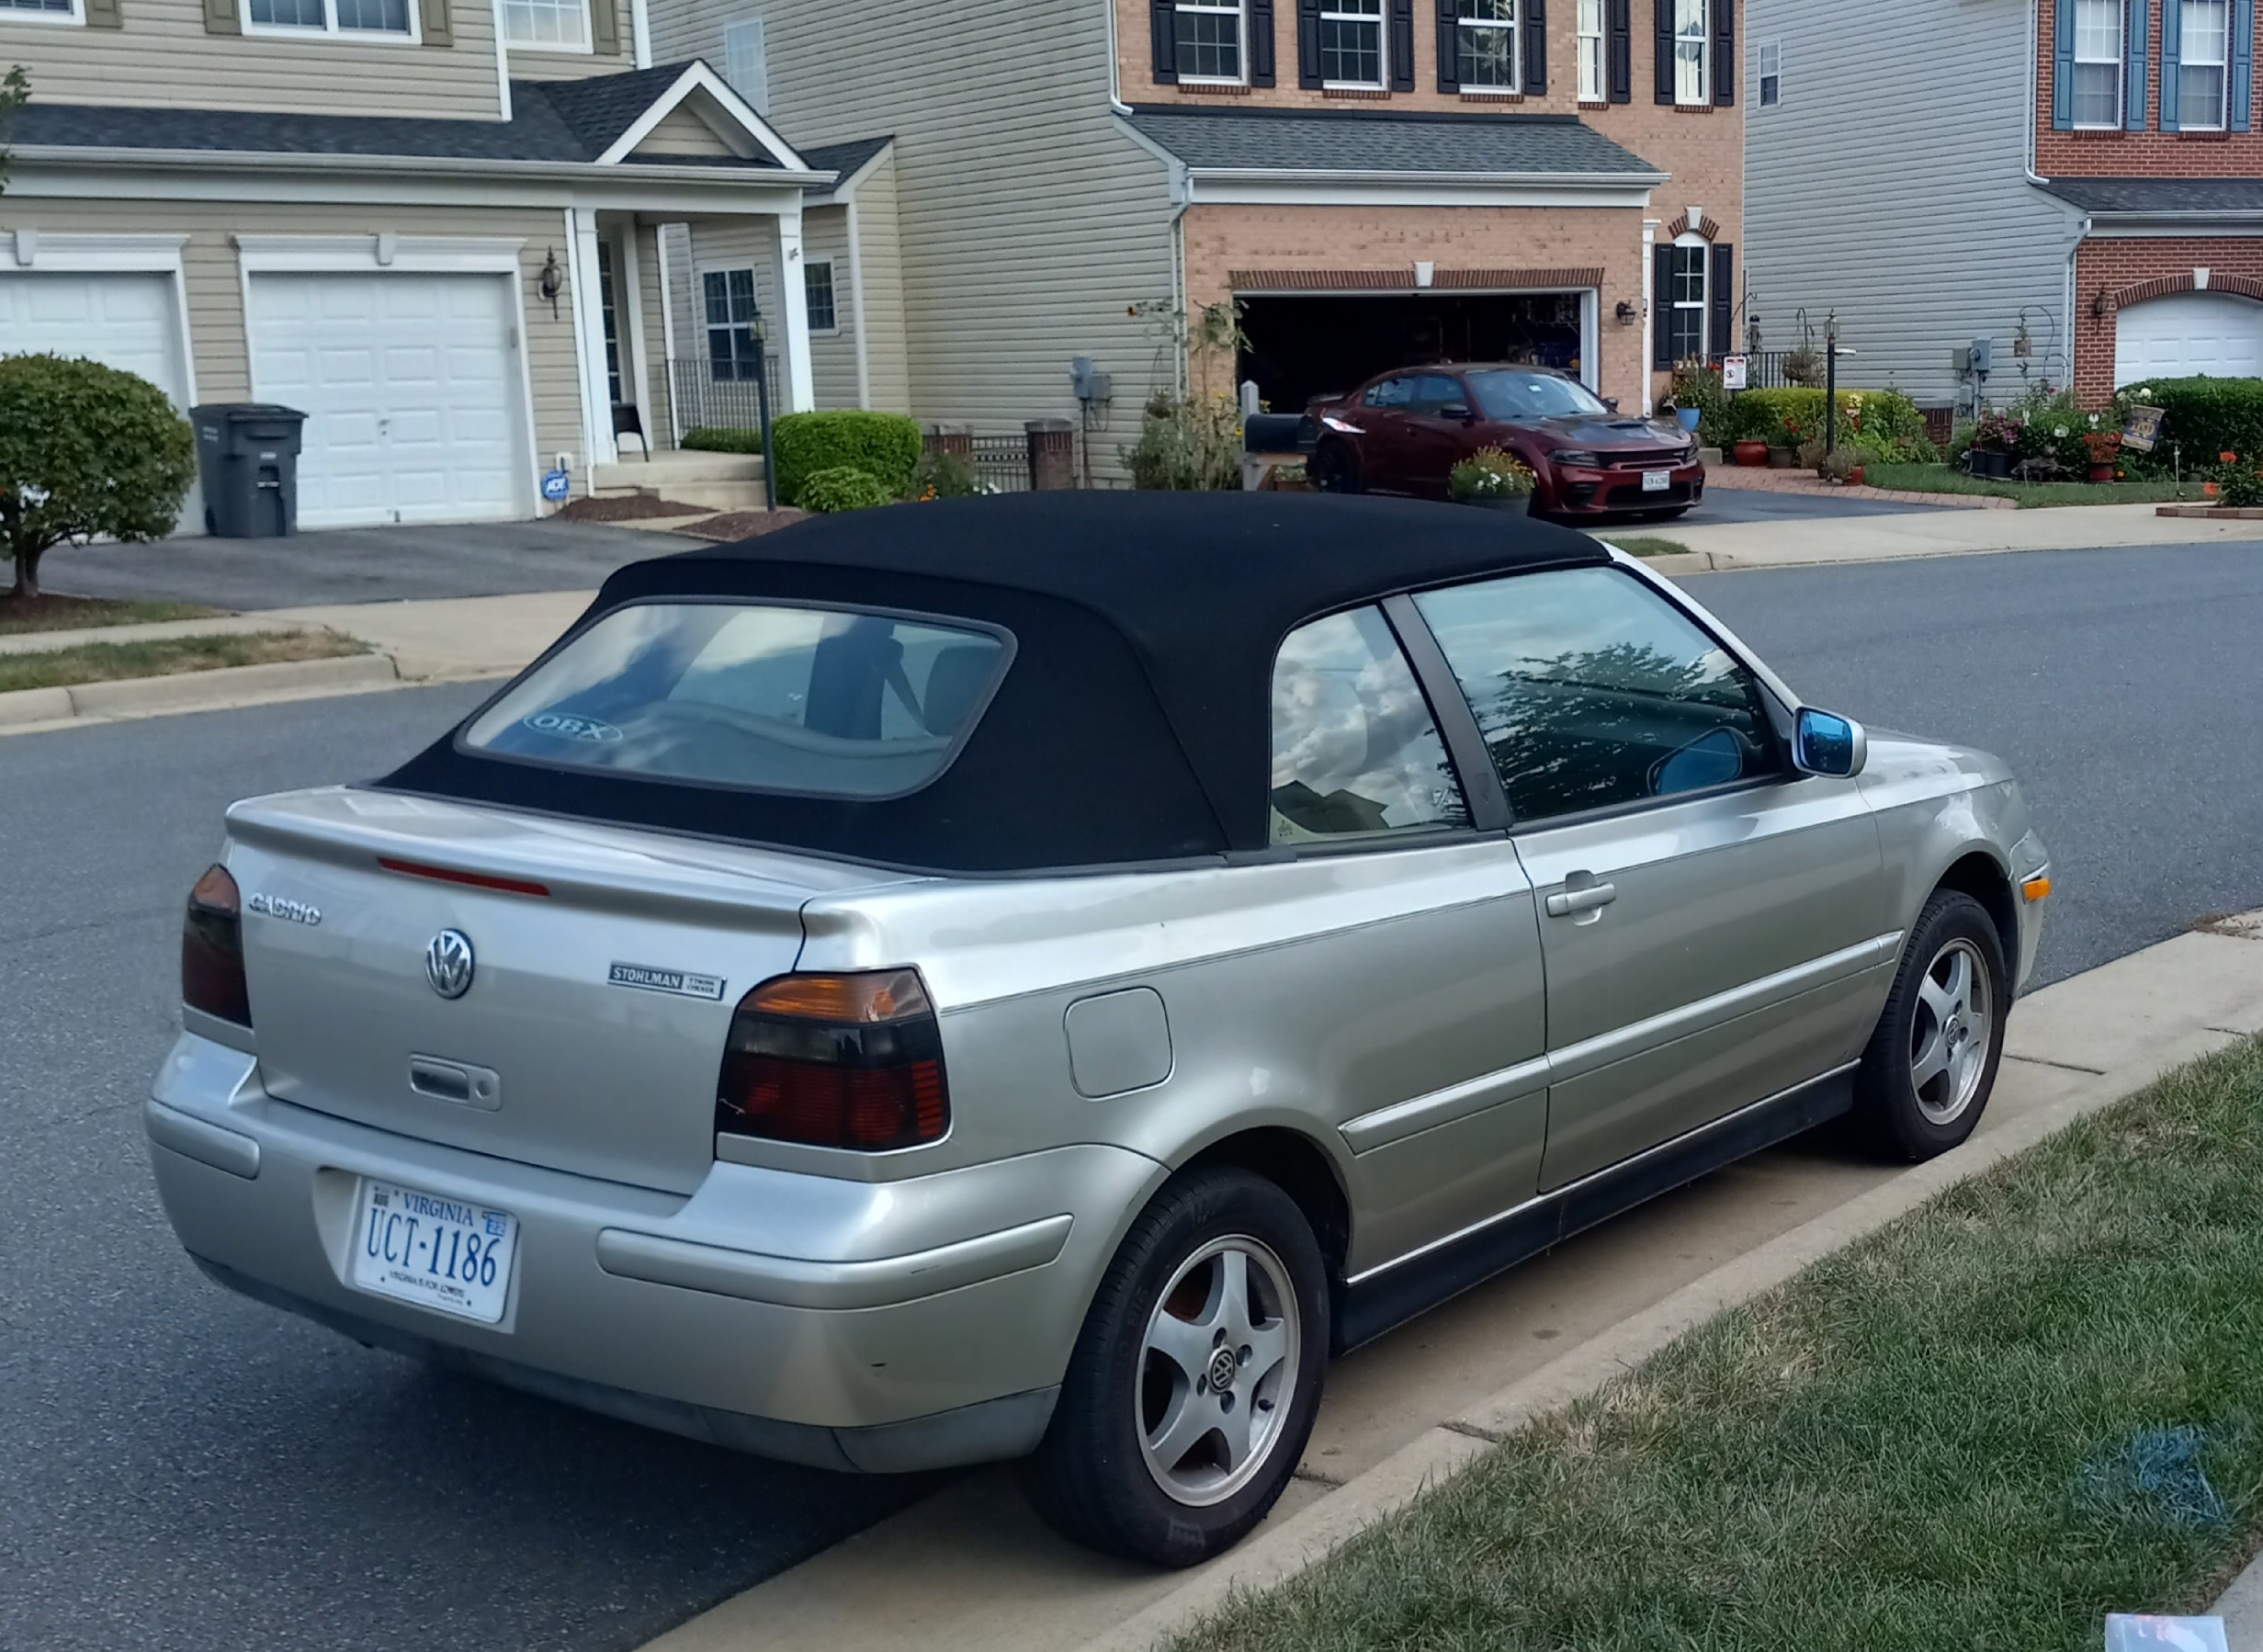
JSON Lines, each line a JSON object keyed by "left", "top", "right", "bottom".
{"left": 1072, "top": 965, "right": 2258, "bottom": 1651}
{"left": 0, "top": 651, "right": 400, "bottom": 735}
{"left": 0, "top": 613, "right": 318, "bottom": 658}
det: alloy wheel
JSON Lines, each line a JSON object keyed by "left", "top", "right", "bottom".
{"left": 1135, "top": 1235, "right": 1301, "bottom": 1508}
{"left": 1910, "top": 936, "right": 1992, "bottom": 1126}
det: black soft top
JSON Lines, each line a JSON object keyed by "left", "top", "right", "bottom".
{"left": 380, "top": 492, "right": 1609, "bottom": 873}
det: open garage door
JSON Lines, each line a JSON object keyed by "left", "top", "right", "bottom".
{"left": 1238, "top": 291, "right": 1592, "bottom": 414}
{"left": 2116, "top": 292, "right": 2263, "bottom": 386}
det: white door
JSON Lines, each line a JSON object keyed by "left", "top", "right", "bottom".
{"left": 248, "top": 271, "right": 529, "bottom": 529}
{"left": 0, "top": 271, "right": 192, "bottom": 406}
{"left": 2115, "top": 292, "right": 2263, "bottom": 386}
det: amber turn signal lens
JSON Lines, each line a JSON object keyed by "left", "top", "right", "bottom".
{"left": 2022, "top": 877, "right": 2053, "bottom": 902}
{"left": 744, "top": 970, "right": 932, "bottom": 1024}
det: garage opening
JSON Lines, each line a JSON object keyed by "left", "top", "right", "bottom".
{"left": 1237, "top": 292, "right": 1589, "bottom": 413}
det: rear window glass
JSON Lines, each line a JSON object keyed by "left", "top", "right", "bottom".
{"left": 461, "top": 602, "right": 1010, "bottom": 798}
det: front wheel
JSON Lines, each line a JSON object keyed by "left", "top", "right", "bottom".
{"left": 1309, "top": 441, "right": 1363, "bottom": 494}
{"left": 1852, "top": 889, "right": 2008, "bottom": 1160}
{"left": 1019, "top": 1167, "right": 1329, "bottom": 1567}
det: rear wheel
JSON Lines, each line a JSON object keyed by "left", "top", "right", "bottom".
{"left": 1310, "top": 441, "right": 1363, "bottom": 494}
{"left": 1853, "top": 889, "right": 2008, "bottom": 1160}
{"left": 1020, "top": 1167, "right": 1328, "bottom": 1567}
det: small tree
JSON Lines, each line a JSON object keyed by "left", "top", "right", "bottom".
{"left": 0, "top": 354, "right": 198, "bottom": 601}
{"left": 0, "top": 65, "right": 28, "bottom": 193}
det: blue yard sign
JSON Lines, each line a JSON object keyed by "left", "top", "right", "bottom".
{"left": 541, "top": 468, "right": 571, "bottom": 503}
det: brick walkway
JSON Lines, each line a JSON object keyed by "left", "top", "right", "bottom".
{"left": 1703, "top": 461, "right": 2014, "bottom": 510}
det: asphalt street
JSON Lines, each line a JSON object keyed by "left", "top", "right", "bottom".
{"left": 1674, "top": 483, "right": 1952, "bottom": 526}
{"left": 4, "top": 541, "right": 2258, "bottom": 1648}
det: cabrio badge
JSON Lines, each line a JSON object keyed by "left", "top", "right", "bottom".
{"left": 425, "top": 929, "right": 476, "bottom": 1000}
{"left": 245, "top": 892, "right": 322, "bottom": 926}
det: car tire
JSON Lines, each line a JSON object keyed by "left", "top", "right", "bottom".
{"left": 1310, "top": 442, "right": 1362, "bottom": 494}
{"left": 1019, "top": 1166, "right": 1330, "bottom": 1567}
{"left": 1852, "top": 889, "right": 2008, "bottom": 1161}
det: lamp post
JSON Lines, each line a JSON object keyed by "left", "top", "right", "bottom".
{"left": 1823, "top": 311, "right": 1839, "bottom": 455}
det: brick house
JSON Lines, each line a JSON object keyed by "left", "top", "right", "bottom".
{"left": 1747, "top": 0, "right": 2261, "bottom": 418}
{"left": 649, "top": 0, "right": 1748, "bottom": 450}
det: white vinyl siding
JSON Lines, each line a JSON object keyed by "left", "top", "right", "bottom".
{"left": 2179, "top": 0, "right": 2232, "bottom": 130}
{"left": 2072, "top": 0, "right": 2124, "bottom": 128}
{"left": 1455, "top": 0, "right": 1518, "bottom": 90}
{"left": 1746, "top": 0, "right": 2084, "bottom": 410}
{"left": 1578, "top": 0, "right": 1605, "bottom": 98}
{"left": 1675, "top": 0, "right": 1710, "bottom": 103}
{"left": 1320, "top": 0, "right": 1385, "bottom": 85}
{"left": 3, "top": 0, "right": 498, "bottom": 116}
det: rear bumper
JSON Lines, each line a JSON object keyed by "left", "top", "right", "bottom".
{"left": 145, "top": 1032, "right": 1162, "bottom": 1472}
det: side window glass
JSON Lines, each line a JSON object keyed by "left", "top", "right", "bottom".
{"left": 1363, "top": 377, "right": 1414, "bottom": 409}
{"left": 1412, "top": 373, "right": 1464, "bottom": 414}
{"left": 1412, "top": 567, "right": 1783, "bottom": 825}
{"left": 1270, "top": 606, "right": 1471, "bottom": 845}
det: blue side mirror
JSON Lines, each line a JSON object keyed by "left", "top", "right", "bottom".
{"left": 1793, "top": 707, "right": 1867, "bottom": 777}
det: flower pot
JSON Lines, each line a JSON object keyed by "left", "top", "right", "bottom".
{"left": 1675, "top": 407, "right": 1703, "bottom": 433}
{"left": 1463, "top": 493, "right": 1531, "bottom": 515}
{"left": 2088, "top": 463, "right": 2116, "bottom": 483}
{"left": 1847, "top": 465, "right": 1865, "bottom": 487}
{"left": 1767, "top": 447, "right": 1795, "bottom": 468}
{"left": 1733, "top": 440, "right": 1770, "bottom": 467}
{"left": 1967, "top": 449, "right": 2014, "bottom": 480}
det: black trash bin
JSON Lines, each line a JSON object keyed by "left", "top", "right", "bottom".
{"left": 192, "top": 403, "right": 306, "bottom": 537}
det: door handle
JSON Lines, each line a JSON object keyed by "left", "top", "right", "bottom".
{"left": 1545, "top": 881, "right": 1618, "bottom": 919}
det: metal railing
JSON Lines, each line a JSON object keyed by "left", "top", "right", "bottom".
{"left": 923, "top": 425, "right": 1081, "bottom": 492}
{"left": 669, "top": 356, "right": 779, "bottom": 436}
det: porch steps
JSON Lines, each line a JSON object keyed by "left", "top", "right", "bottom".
{"left": 592, "top": 448, "right": 767, "bottom": 512}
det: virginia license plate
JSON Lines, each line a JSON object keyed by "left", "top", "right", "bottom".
{"left": 350, "top": 1179, "right": 519, "bottom": 1324}
{"left": 1641, "top": 469, "right": 1673, "bottom": 492}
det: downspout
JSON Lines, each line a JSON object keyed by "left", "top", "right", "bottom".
{"left": 629, "top": 0, "right": 651, "bottom": 69}
{"left": 1640, "top": 219, "right": 1658, "bottom": 415}
{"left": 492, "top": 0, "right": 513, "bottom": 121}
{"left": 2028, "top": 0, "right": 2086, "bottom": 397}
{"left": 845, "top": 189, "right": 873, "bottom": 409}
{"left": 1106, "top": 0, "right": 1126, "bottom": 111}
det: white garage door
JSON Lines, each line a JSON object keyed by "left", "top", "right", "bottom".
{"left": 2116, "top": 292, "right": 2263, "bottom": 386}
{"left": 0, "top": 271, "right": 192, "bottom": 406}
{"left": 249, "top": 271, "right": 529, "bottom": 529}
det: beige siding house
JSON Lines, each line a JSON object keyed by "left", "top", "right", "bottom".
{"left": 0, "top": 0, "right": 833, "bottom": 528}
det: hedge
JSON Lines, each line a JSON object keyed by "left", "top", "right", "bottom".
{"left": 682, "top": 426, "right": 762, "bottom": 454}
{"left": 1724, "top": 387, "right": 1936, "bottom": 462}
{"left": 2115, "top": 377, "right": 2263, "bottom": 470}
{"left": 796, "top": 465, "right": 894, "bottom": 513}
{"left": 773, "top": 411, "right": 922, "bottom": 506}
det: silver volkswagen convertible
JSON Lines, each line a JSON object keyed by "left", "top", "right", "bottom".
{"left": 147, "top": 492, "right": 2050, "bottom": 1566}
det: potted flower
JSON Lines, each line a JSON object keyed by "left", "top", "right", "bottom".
{"left": 1449, "top": 447, "right": 1537, "bottom": 513}
{"left": 1771, "top": 416, "right": 1802, "bottom": 468}
{"left": 2081, "top": 429, "right": 2122, "bottom": 483}
{"left": 1732, "top": 432, "right": 1771, "bottom": 467}
{"left": 1965, "top": 412, "right": 2020, "bottom": 479}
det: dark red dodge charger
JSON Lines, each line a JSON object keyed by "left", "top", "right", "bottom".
{"left": 1307, "top": 364, "right": 1703, "bottom": 520}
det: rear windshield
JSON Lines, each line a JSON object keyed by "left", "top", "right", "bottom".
{"left": 460, "top": 602, "right": 1010, "bottom": 798}
{"left": 1467, "top": 370, "right": 1611, "bottom": 421}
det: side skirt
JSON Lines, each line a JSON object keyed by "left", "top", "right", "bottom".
{"left": 1333, "top": 1065, "right": 1857, "bottom": 1353}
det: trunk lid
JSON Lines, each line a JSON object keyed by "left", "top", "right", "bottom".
{"left": 223, "top": 786, "right": 916, "bottom": 1194}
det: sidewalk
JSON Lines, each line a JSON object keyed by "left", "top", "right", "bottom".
{"left": 639, "top": 918, "right": 2263, "bottom": 1652}
{"left": 1661, "top": 500, "right": 2263, "bottom": 571}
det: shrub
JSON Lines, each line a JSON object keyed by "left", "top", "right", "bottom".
{"left": 682, "top": 426, "right": 762, "bottom": 454}
{"left": 1727, "top": 387, "right": 1935, "bottom": 461}
{"left": 1449, "top": 447, "right": 1536, "bottom": 500}
{"left": 911, "top": 447, "right": 988, "bottom": 501}
{"left": 1125, "top": 391, "right": 1241, "bottom": 490}
{"left": 768, "top": 411, "right": 922, "bottom": 507}
{"left": 2213, "top": 452, "right": 2263, "bottom": 507}
{"left": 795, "top": 465, "right": 894, "bottom": 514}
{"left": 0, "top": 354, "right": 197, "bottom": 600}
{"left": 1670, "top": 365, "right": 1730, "bottom": 448}
{"left": 2113, "top": 377, "right": 2263, "bottom": 474}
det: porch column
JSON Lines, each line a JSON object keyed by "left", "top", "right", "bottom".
{"left": 616, "top": 221, "right": 652, "bottom": 453}
{"left": 565, "top": 207, "right": 617, "bottom": 470}
{"left": 775, "top": 207, "right": 815, "bottom": 413}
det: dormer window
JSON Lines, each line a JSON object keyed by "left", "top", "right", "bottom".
{"left": 502, "top": 0, "right": 590, "bottom": 50}
{"left": 244, "top": 0, "right": 413, "bottom": 35}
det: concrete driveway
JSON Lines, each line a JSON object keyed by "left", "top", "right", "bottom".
{"left": 46, "top": 519, "right": 678, "bottom": 610}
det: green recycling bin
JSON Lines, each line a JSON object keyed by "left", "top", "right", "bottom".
{"left": 192, "top": 403, "right": 306, "bottom": 537}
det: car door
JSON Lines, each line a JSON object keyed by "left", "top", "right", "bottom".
{"left": 1410, "top": 564, "right": 1892, "bottom": 1192}
{"left": 1263, "top": 604, "right": 1550, "bottom": 1270}
{"left": 1394, "top": 373, "right": 1480, "bottom": 498}
{"left": 1352, "top": 376, "right": 1419, "bottom": 492}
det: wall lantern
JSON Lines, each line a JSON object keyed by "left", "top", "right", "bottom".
{"left": 537, "top": 248, "right": 563, "bottom": 320}
{"left": 1614, "top": 300, "right": 1638, "bottom": 325}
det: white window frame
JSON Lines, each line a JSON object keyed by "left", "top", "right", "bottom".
{"left": 701, "top": 265, "right": 765, "bottom": 382}
{"left": 2178, "top": 0, "right": 2231, "bottom": 131}
{"left": 1454, "top": 0, "right": 1520, "bottom": 94}
{"left": 1674, "top": 0, "right": 1709, "bottom": 106}
{"left": 1577, "top": 0, "right": 1605, "bottom": 100}
{"left": 241, "top": 0, "right": 419, "bottom": 42}
{"left": 498, "top": 0, "right": 592, "bottom": 54}
{"left": 0, "top": 0, "right": 85, "bottom": 29}
{"left": 1757, "top": 36, "right": 1781, "bottom": 106}
{"left": 722, "top": 13, "right": 769, "bottom": 111}
{"left": 1319, "top": 0, "right": 1386, "bottom": 89}
{"left": 803, "top": 256, "right": 839, "bottom": 335}
{"left": 1668, "top": 233, "right": 1709, "bottom": 365}
{"left": 2071, "top": 0, "right": 2125, "bottom": 130}
{"left": 1172, "top": 0, "right": 1247, "bottom": 85}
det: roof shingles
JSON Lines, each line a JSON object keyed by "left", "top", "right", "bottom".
{"left": 1123, "top": 104, "right": 1663, "bottom": 178}
{"left": 2040, "top": 176, "right": 2263, "bottom": 216}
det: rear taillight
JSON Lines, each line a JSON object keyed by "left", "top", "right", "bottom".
{"left": 181, "top": 864, "right": 251, "bottom": 1028}
{"left": 715, "top": 970, "right": 949, "bottom": 1152}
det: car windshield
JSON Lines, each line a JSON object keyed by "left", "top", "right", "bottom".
{"left": 1467, "top": 370, "right": 1612, "bottom": 421}
{"left": 460, "top": 602, "right": 1010, "bottom": 798}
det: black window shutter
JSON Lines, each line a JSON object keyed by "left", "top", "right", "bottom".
{"left": 1250, "top": 0, "right": 1276, "bottom": 84}
{"left": 1710, "top": 243, "right": 1734, "bottom": 359}
{"left": 1653, "top": 243, "right": 1675, "bottom": 369}
{"left": 1151, "top": 0, "right": 1178, "bottom": 81}
{"left": 1298, "top": 0, "right": 1324, "bottom": 85}
{"left": 1654, "top": 0, "right": 1673, "bottom": 102}
{"left": 1711, "top": 0, "right": 1733, "bottom": 105}
{"left": 1436, "top": 0, "right": 1459, "bottom": 90}
{"left": 1390, "top": 0, "right": 1416, "bottom": 89}
{"left": 1523, "top": 0, "right": 1547, "bottom": 92}
{"left": 1608, "top": 0, "right": 1631, "bottom": 100}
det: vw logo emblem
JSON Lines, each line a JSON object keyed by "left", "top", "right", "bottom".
{"left": 425, "top": 929, "right": 476, "bottom": 1000}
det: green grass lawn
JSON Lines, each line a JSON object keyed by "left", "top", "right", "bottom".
{"left": 1605, "top": 537, "right": 1691, "bottom": 559}
{"left": 0, "top": 631, "right": 365, "bottom": 695}
{"left": 1864, "top": 463, "right": 2201, "bottom": 509}
{"left": 1169, "top": 1038, "right": 2263, "bottom": 1652}
{"left": 0, "top": 594, "right": 221, "bottom": 636}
